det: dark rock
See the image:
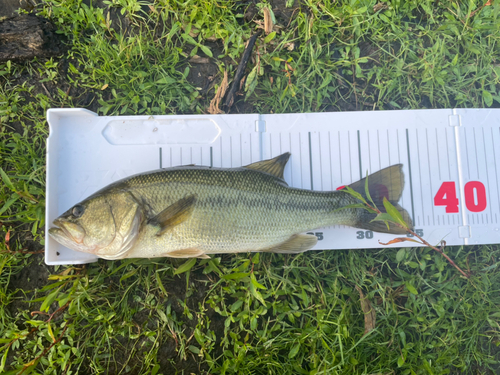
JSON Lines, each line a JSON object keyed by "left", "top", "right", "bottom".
{"left": 0, "top": 14, "right": 66, "bottom": 62}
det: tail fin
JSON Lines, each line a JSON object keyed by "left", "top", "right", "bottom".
{"left": 348, "top": 164, "right": 413, "bottom": 234}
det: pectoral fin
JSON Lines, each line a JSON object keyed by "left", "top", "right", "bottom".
{"left": 148, "top": 195, "right": 196, "bottom": 236}
{"left": 262, "top": 233, "right": 317, "bottom": 254}
{"left": 167, "top": 248, "right": 210, "bottom": 259}
{"left": 245, "top": 152, "right": 291, "bottom": 180}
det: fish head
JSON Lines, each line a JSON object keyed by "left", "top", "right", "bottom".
{"left": 49, "top": 192, "right": 142, "bottom": 259}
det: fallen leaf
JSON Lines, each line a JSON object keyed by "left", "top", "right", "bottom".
{"left": 189, "top": 27, "right": 200, "bottom": 38}
{"left": 379, "top": 237, "right": 420, "bottom": 246}
{"left": 283, "top": 41, "right": 295, "bottom": 51}
{"left": 263, "top": 6, "right": 273, "bottom": 34}
{"left": 208, "top": 71, "right": 229, "bottom": 114}
{"left": 468, "top": 0, "right": 493, "bottom": 17}
{"left": 100, "top": 83, "right": 108, "bottom": 90}
{"left": 355, "top": 285, "right": 376, "bottom": 335}
{"left": 373, "top": 2, "right": 389, "bottom": 12}
{"left": 189, "top": 55, "right": 211, "bottom": 64}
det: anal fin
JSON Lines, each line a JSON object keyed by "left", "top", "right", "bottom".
{"left": 166, "top": 248, "right": 210, "bottom": 259}
{"left": 262, "top": 234, "right": 317, "bottom": 254}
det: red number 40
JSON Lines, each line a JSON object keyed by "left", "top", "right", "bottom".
{"left": 434, "top": 181, "right": 487, "bottom": 213}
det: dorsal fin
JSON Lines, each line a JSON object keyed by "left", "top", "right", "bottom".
{"left": 244, "top": 152, "right": 291, "bottom": 180}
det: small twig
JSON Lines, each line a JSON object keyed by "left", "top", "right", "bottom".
{"left": 1, "top": 295, "right": 72, "bottom": 374}
{"left": 404, "top": 227, "right": 469, "bottom": 278}
{"left": 223, "top": 31, "right": 261, "bottom": 110}
{"left": 2, "top": 248, "right": 45, "bottom": 255}
{"left": 208, "top": 70, "right": 229, "bottom": 114}
{"left": 362, "top": 201, "right": 470, "bottom": 278}
{"left": 3, "top": 228, "right": 44, "bottom": 255}
{"left": 1, "top": 328, "right": 38, "bottom": 352}
{"left": 19, "top": 324, "right": 69, "bottom": 375}
{"left": 40, "top": 83, "right": 53, "bottom": 100}
{"left": 445, "top": 6, "right": 467, "bottom": 26}
{"left": 468, "top": 1, "right": 492, "bottom": 18}
{"left": 5, "top": 303, "right": 72, "bottom": 374}
{"left": 61, "top": 85, "right": 72, "bottom": 108}
{"left": 31, "top": 301, "right": 71, "bottom": 323}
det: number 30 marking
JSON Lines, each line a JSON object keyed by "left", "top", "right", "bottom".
{"left": 356, "top": 231, "right": 373, "bottom": 239}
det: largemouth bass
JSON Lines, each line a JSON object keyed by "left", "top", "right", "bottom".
{"left": 49, "top": 153, "right": 413, "bottom": 260}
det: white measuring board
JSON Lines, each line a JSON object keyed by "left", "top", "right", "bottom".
{"left": 45, "top": 108, "right": 500, "bottom": 265}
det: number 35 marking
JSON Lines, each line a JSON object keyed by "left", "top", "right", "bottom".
{"left": 356, "top": 229, "right": 424, "bottom": 239}
{"left": 307, "top": 232, "right": 324, "bottom": 240}
{"left": 434, "top": 181, "right": 487, "bottom": 213}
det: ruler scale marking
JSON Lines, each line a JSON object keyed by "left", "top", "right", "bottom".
{"left": 289, "top": 133, "right": 293, "bottom": 185}
{"left": 426, "top": 128, "right": 436, "bottom": 226}
{"left": 319, "top": 133, "right": 323, "bottom": 190}
{"left": 299, "top": 133, "right": 303, "bottom": 188}
{"left": 387, "top": 129, "right": 391, "bottom": 165}
{"left": 416, "top": 129, "right": 425, "bottom": 227}
{"left": 348, "top": 132, "right": 352, "bottom": 183}
{"left": 481, "top": 127, "right": 493, "bottom": 223}
{"left": 452, "top": 111, "right": 467, "bottom": 245}
{"left": 405, "top": 129, "right": 416, "bottom": 226}
{"left": 445, "top": 127, "right": 451, "bottom": 180}
{"left": 338, "top": 132, "right": 343, "bottom": 183}
{"left": 377, "top": 130, "right": 381, "bottom": 170}
{"left": 270, "top": 133, "right": 273, "bottom": 158}
{"left": 357, "top": 130, "right": 362, "bottom": 179}
{"left": 308, "top": 132, "right": 314, "bottom": 190}
{"left": 435, "top": 128, "right": 441, "bottom": 180}
{"left": 474, "top": 128, "right": 479, "bottom": 180}
{"left": 395, "top": 129, "right": 405, "bottom": 210}
{"left": 464, "top": 129, "right": 470, "bottom": 180}
{"left": 249, "top": 134, "right": 252, "bottom": 163}
{"left": 329, "top": 131, "right": 333, "bottom": 188}
{"left": 367, "top": 129, "right": 372, "bottom": 173}
{"left": 494, "top": 128, "right": 500, "bottom": 221}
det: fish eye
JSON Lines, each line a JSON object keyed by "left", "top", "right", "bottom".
{"left": 72, "top": 205, "right": 85, "bottom": 218}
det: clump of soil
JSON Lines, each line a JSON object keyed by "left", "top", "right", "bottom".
{"left": 0, "top": 14, "right": 66, "bottom": 62}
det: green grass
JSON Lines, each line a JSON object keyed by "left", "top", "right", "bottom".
{"left": 1, "top": 0, "right": 500, "bottom": 374}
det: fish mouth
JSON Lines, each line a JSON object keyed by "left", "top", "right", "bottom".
{"left": 49, "top": 219, "right": 86, "bottom": 248}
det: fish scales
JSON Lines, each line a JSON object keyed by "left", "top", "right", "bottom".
{"left": 122, "top": 167, "right": 356, "bottom": 257}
